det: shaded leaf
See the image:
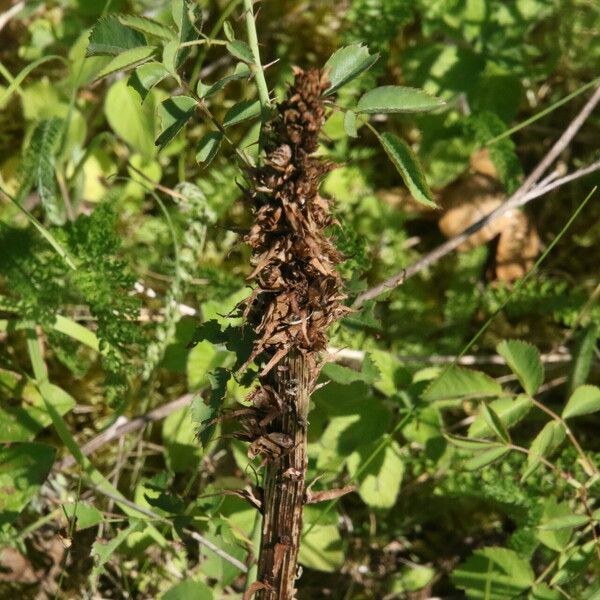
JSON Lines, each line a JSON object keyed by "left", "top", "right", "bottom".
{"left": 376, "top": 132, "right": 438, "bottom": 208}
{"left": 497, "top": 339, "right": 544, "bottom": 396}
{"left": 161, "top": 579, "right": 212, "bottom": 600}
{"left": 0, "top": 442, "right": 56, "bottom": 525}
{"left": 356, "top": 85, "right": 444, "bottom": 114}
{"left": 343, "top": 110, "right": 358, "bottom": 137}
{"left": 195, "top": 132, "right": 223, "bottom": 166}
{"left": 481, "top": 402, "right": 510, "bottom": 443}
{"left": 199, "top": 65, "right": 251, "bottom": 98}
{"left": 155, "top": 95, "right": 197, "bottom": 148}
{"left": 223, "top": 99, "right": 261, "bottom": 128}
{"left": 62, "top": 501, "right": 103, "bottom": 530}
{"left": 118, "top": 14, "right": 174, "bottom": 41}
{"left": 452, "top": 546, "right": 534, "bottom": 599}
{"left": 324, "top": 43, "right": 379, "bottom": 95}
{"left": 87, "top": 15, "right": 147, "bottom": 57}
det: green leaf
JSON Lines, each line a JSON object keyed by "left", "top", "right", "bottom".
{"left": 94, "top": 45, "right": 156, "bottom": 81}
{"left": 391, "top": 566, "right": 435, "bottom": 593}
{"left": 521, "top": 421, "right": 565, "bottom": 481}
{"left": 376, "top": 132, "right": 438, "bottom": 209}
{"left": 0, "top": 442, "right": 56, "bottom": 525}
{"left": 347, "top": 439, "right": 404, "bottom": 509}
{"left": 497, "top": 339, "right": 544, "bottom": 396}
{"left": 343, "top": 110, "right": 358, "bottom": 138}
{"left": 0, "top": 377, "right": 75, "bottom": 442}
{"left": 223, "top": 21, "right": 235, "bottom": 42}
{"left": 162, "top": 40, "right": 179, "bottom": 75}
{"left": 16, "top": 117, "right": 65, "bottom": 225}
{"left": 468, "top": 396, "right": 532, "bottom": 439}
{"left": 538, "top": 514, "right": 589, "bottom": 531}
{"left": 299, "top": 517, "right": 344, "bottom": 573}
{"left": 199, "top": 65, "right": 251, "bottom": 98}
{"left": 452, "top": 547, "right": 535, "bottom": 600}
{"left": 464, "top": 446, "right": 509, "bottom": 470}
{"left": 128, "top": 61, "right": 170, "bottom": 101}
{"left": 562, "top": 384, "right": 600, "bottom": 419}
{"left": 445, "top": 435, "right": 502, "bottom": 451}
{"left": 117, "top": 14, "right": 174, "bottom": 41}
{"left": 195, "top": 132, "right": 223, "bottom": 166}
{"left": 62, "top": 501, "right": 103, "bottom": 530}
{"left": 223, "top": 99, "right": 261, "bottom": 128}
{"left": 324, "top": 43, "right": 379, "bottom": 95}
{"left": 226, "top": 40, "right": 254, "bottom": 63}
{"left": 162, "top": 406, "right": 203, "bottom": 472}
{"left": 190, "top": 367, "right": 230, "bottom": 447}
{"left": 356, "top": 86, "right": 444, "bottom": 114}
{"left": 91, "top": 519, "right": 143, "bottom": 582}
{"left": 568, "top": 323, "right": 598, "bottom": 394}
{"left": 529, "top": 584, "right": 562, "bottom": 600}
{"left": 321, "top": 355, "right": 379, "bottom": 386}
{"left": 86, "top": 15, "right": 147, "bottom": 57}
{"left": 155, "top": 95, "right": 197, "bottom": 148}
{"left": 105, "top": 78, "right": 156, "bottom": 157}
{"left": 537, "top": 500, "right": 574, "bottom": 552}
{"left": 423, "top": 365, "right": 502, "bottom": 402}
{"left": 171, "top": 0, "right": 198, "bottom": 67}
{"left": 161, "top": 579, "right": 212, "bottom": 600}
{"left": 480, "top": 402, "right": 511, "bottom": 443}
{"left": 550, "top": 541, "right": 595, "bottom": 586}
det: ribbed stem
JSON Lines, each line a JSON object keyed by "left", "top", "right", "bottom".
{"left": 256, "top": 351, "right": 310, "bottom": 599}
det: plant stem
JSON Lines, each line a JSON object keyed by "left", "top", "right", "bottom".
{"left": 256, "top": 351, "right": 311, "bottom": 599}
{"left": 243, "top": 0, "right": 271, "bottom": 112}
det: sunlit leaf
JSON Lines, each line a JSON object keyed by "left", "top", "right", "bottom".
{"left": 87, "top": 15, "right": 147, "bottom": 57}
{"left": 497, "top": 339, "right": 544, "bottom": 396}
{"left": 562, "top": 384, "right": 600, "bottom": 419}
{"left": 155, "top": 95, "right": 197, "bottom": 148}
{"left": 356, "top": 85, "right": 444, "bottom": 114}
{"left": 324, "top": 43, "right": 379, "bottom": 95}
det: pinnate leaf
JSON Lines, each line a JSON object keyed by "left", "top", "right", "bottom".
{"left": 423, "top": 365, "right": 502, "bottom": 402}
{"left": 155, "top": 95, "right": 197, "bottom": 148}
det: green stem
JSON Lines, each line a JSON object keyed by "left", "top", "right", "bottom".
{"left": 243, "top": 0, "right": 271, "bottom": 111}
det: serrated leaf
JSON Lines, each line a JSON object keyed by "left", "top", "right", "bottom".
{"left": 376, "top": 132, "right": 438, "bottom": 209}
{"left": 223, "top": 99, "right": 261, "bottom": 128}
{"left": 190, "top": 367, "right": 230, "bottom": 447}
{"left": 356, "top": 86, "right": 444, "bottom": 114}
{"left": 344, "top": 110, "right": 358, "bottom": 137}
{"left": 550, "top": 541, "right": 595, "bottom": 586}
{"left": 195, "top": 131, "right": 223, "bottom": 166}
{"left": 0, "top": 442, "right": 56, "bottom": 525}
{"left": 87, "top": 15, "right": 147, "bottom": 57}
{"left": 469, "top": 395, "right": 532, "bottom": 438}
{"left": 422, "top": 365, "right": 502, "bottom": 402}
{"left": 199, "top": 65, "right": 251, "bottom": 98}
{"left": 94, "top": 45, "right": 156, "bottom": 81}
{"left": 464, "top": 446, "right": 509, "bottom": 470}
{"left": 521, "top": 421, "right": 565, "bottom": 481}
{"left": 324, "top": 43, "right": 379, "bottom": 95}
{"left": 481, "top": 402, "right": 511, "bottom": 443}
{"left": 497, "top": 339, "right": 544, "bottom": 396}
{"left": 537, "top": 500, "right": 573, "bottom": 552}
{"left": 562, "top": 384, "right": 600, "bottom": 419}
{"left": 117, "top": 14, "right": 174, "bottom": 41}
{"left": 226, "top": 40, "right": 254, "bottom": 63}
{"left": 538, "top": 514, "right": 589, "bottom": 530}
{"left": 128, "top": 61, "right": 170, "bottom": 101}
{"left": 155, "top": 95, "right": 197, "bottom": 148}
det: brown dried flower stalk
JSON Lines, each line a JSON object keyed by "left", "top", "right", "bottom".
{"left": 240, "top": 68, "right": 349, "bottom": 599}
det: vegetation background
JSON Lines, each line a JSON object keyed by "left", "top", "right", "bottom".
{"left": 0, "top": 0, "right": 599, "bottom": 598}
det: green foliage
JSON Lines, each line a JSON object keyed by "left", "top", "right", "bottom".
{"left": 1, "top": 0, "right": 598, "bottom": 597}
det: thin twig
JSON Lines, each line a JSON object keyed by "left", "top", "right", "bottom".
{"left": 355, "top": 84, "right": 600, "bottom": 306}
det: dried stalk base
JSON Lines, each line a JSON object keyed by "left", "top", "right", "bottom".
{"left": 256, "top": 352, "right": 310, "bottom": 599}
